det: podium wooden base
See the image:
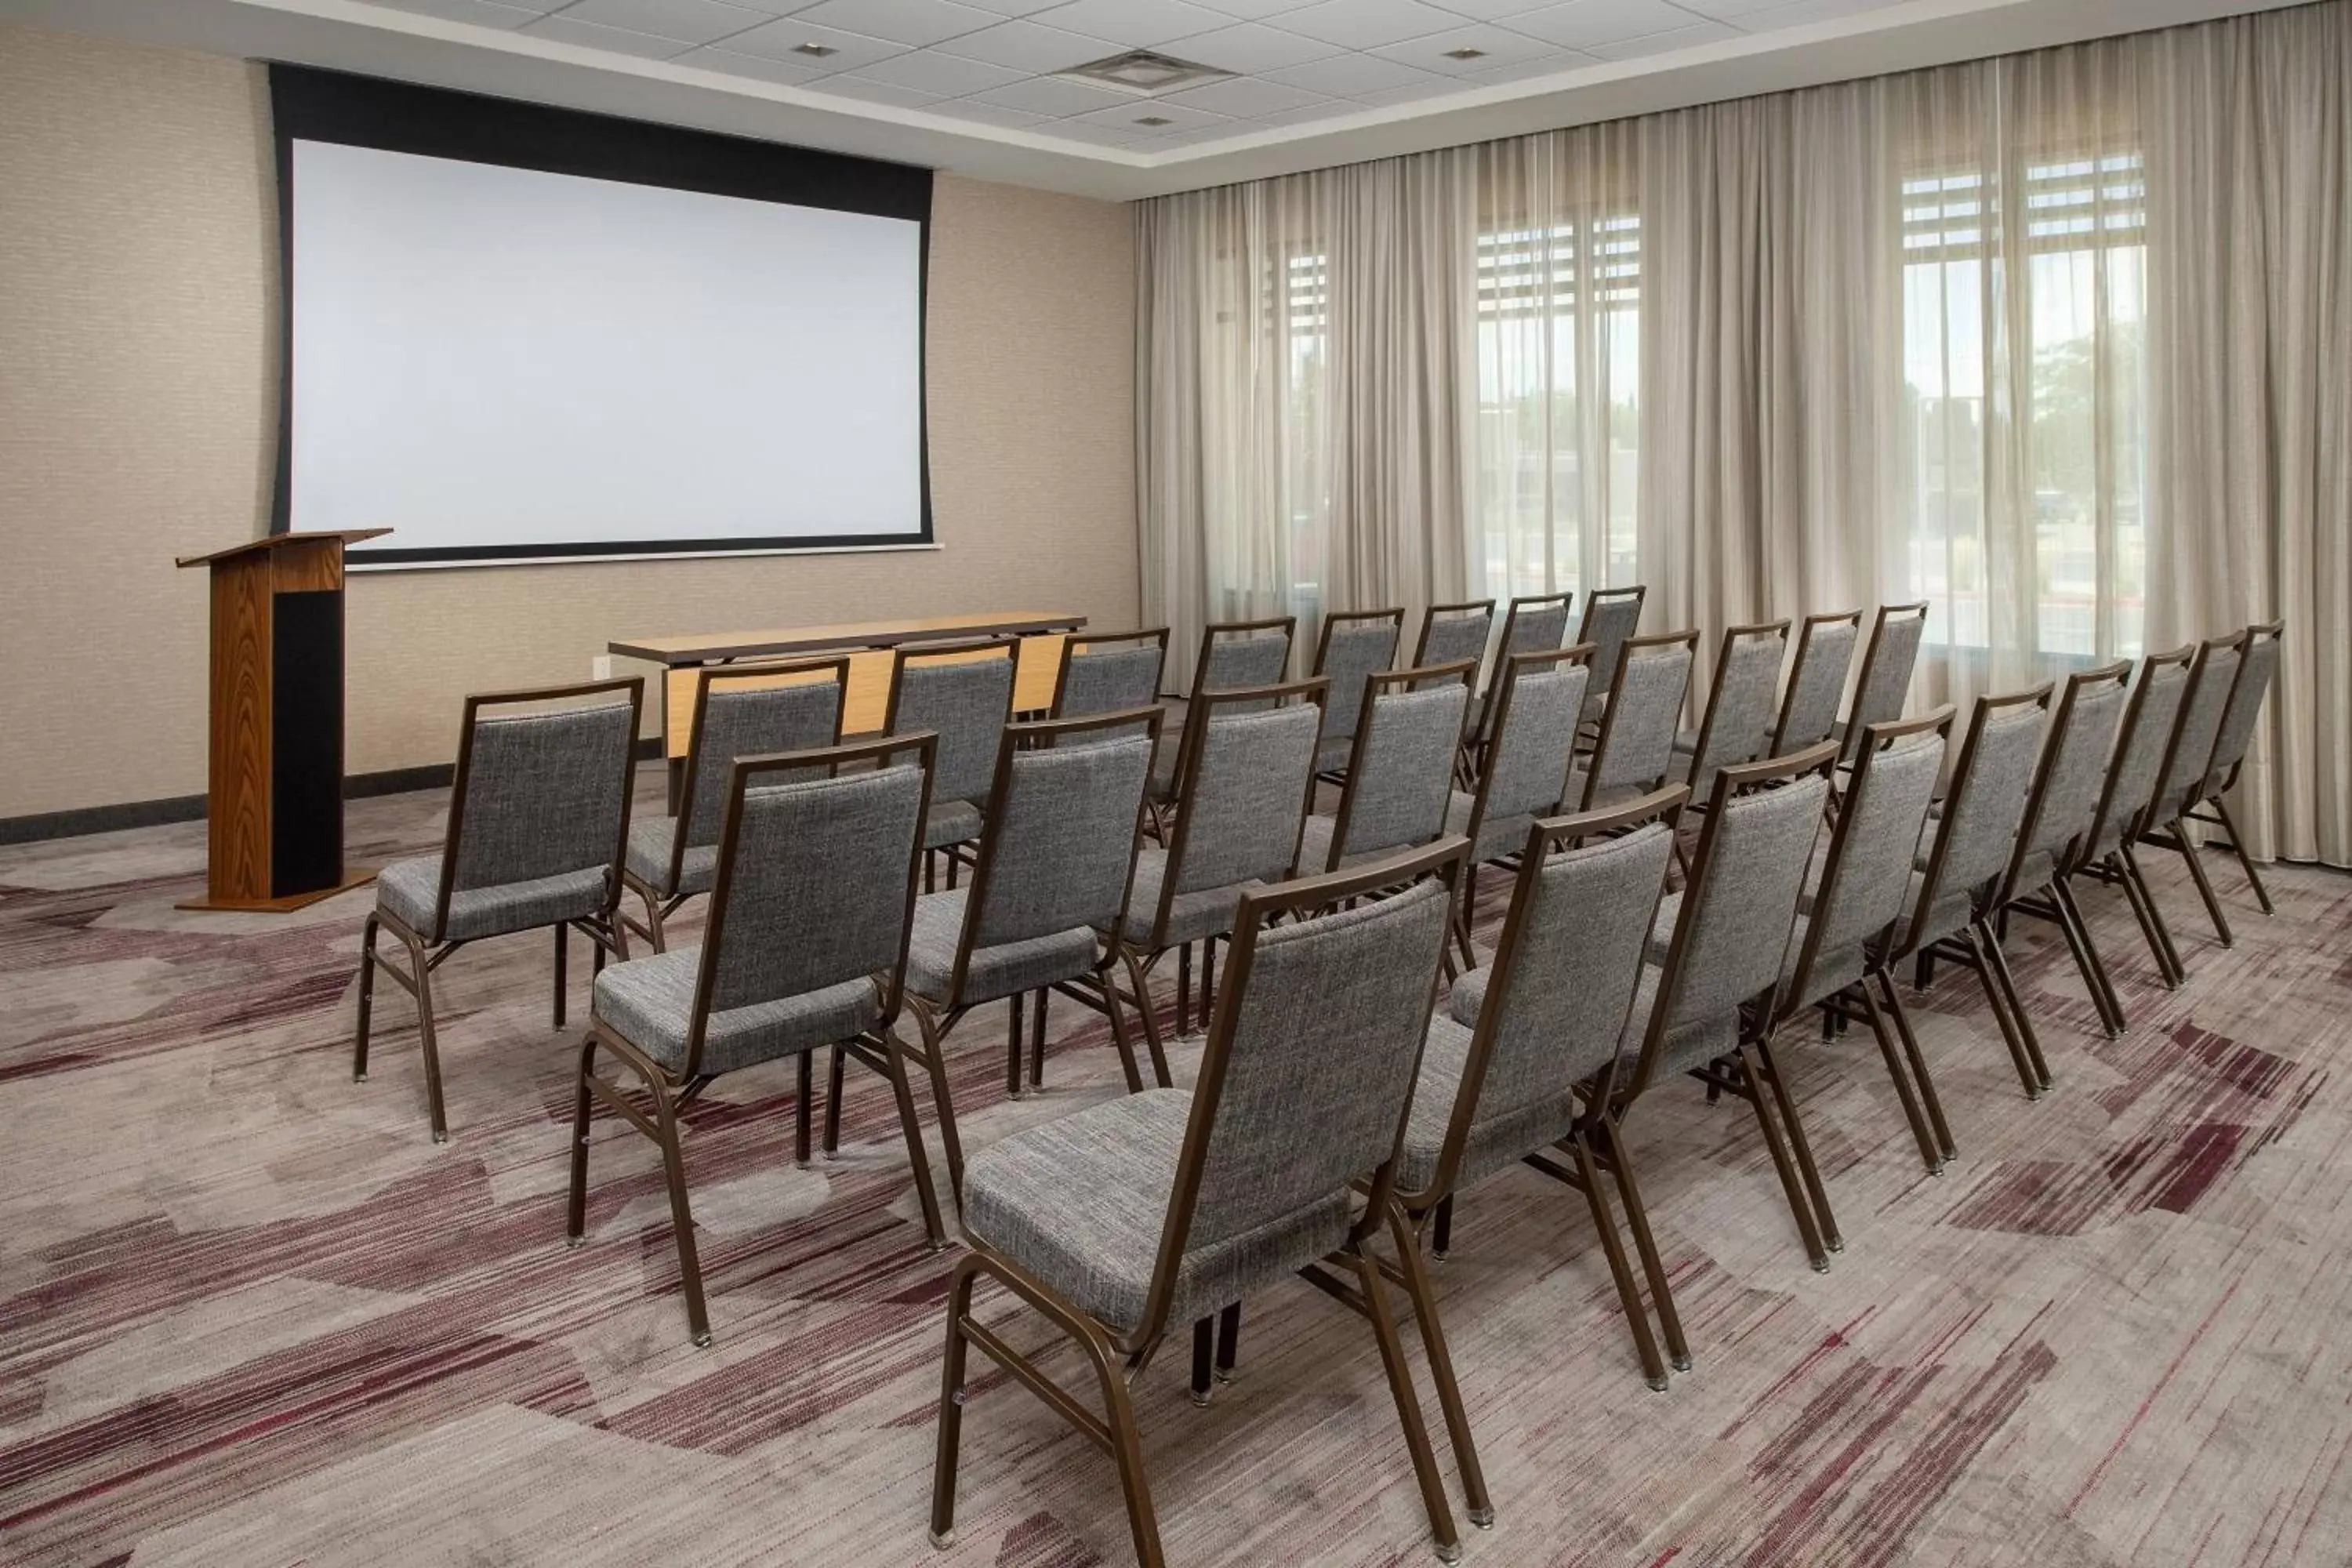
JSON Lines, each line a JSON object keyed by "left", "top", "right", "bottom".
{"left": 176, "top": 867, "right": 377, "bottom": 914}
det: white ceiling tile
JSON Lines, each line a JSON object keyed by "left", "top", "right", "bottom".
{"left": 1185, "top": 0, "right": 1320, "bottom": 17}
{"left": 788, "top": 0, "right": 1003, "bottom": 46}
{"left": 942, "top": 0, "right": 1063, "bottom": 13}
{"left": 966, "top": 72, "right": 1138, "bottom": 114}
{"left": 1025, "top": 0, "right": 1231, "bottom": 47}
{"left": 1346, "top": 75, "right": 1464, "bottom": 104}
{"left": 1073, "top": 97, "right": 1229, "bottom": 132}
{"left": 1158, "top": 72, "right": 1329, "bottom": 116}
{"left": 1276, "top": 0, "right": 1457, "bottom": 49}
{"left": 721, "top": 14, "right": 914, "bottom": 66}
{"left": 520, "top": 13, "right": 696, "bottom": 54}
{"left": 1261, "top": 49, "right": 1446, "bottom": 96}
{"left": 553, "top": 0, "right": 772, "bottom": 44}
{"left": 701, "top": 0, "right": 827, "bottom": 12}
{"left": 929, "top": 97, "right": 1057, "bottom": 125}
{"left": 850, "top": 43, "right": 1025, "bottom": 89}
{"left": 1367, "top": 19, "right": 1570, "bottom": 76}
{"left": 932, "top": 16, "right": 1119, "bottom": 67}
{"left": 1671, "top": 0, "right": 1811, "bottom": 14}
{"left": 1419, "top": 0, "right": 1552, "bottom": 18}
{"left": 1157, "top": 20, "right": 1337, "bottom": 71}
{"left": 1582, "top": 16, "right": 1734, "bottom": 55}
{"left": 679, "top": 43, "right": 834, "bottom": 79}
{"left": 1464, "top": 48, "right": 1595, "bottom": 81}
{"left": 1506, "top": 0, "right": 1708, "bottom": 49}
{"left": 808, "top": 72, "right": 945, "bottom": 102}
{"left": 368, "top": 0, "right": 546, "bottom": 27}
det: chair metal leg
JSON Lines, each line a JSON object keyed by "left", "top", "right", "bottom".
{"left": 1754, "top": 1038, "right": 1841, "bottom": 1253}
{"left": 880, "top": 1029, "right": 949, "bottom": 1247}
{"left": 928, "top": 1259, "right": 979, "bottom": 1550}
{"left": 2121, "top": 844, "right": 2189, "bottom": 985}
{"left": 566, "top": 1034, "right": 597, "bottom": 1242}
{"left": 2050, "top": 880, "right": 2126, "bottom": 1036}
{"left": 650, "top": 1074, "right": 710, "bottom": 1346}
{"left": 1734, "top": 1044, "right": 1831, "bottom": 1272}
{"left": 1098, "top": 960, "right": 1146, "bottom": 1094}
{"left": 1029, "top": 988, "right": 1047, "bottom": 1091}
{"left": 1385, "top": 1202, "right": 1493, "bottom": 1528}
{"left": 1350, "top": 1247, "right": 1463, "bottom": 1563}
{"left": 1873, "top": 972, "right": 1956, "bottom": 1161}
{"left": 1175, "top": 942, "right": 1192, "bottom": 1036}
{"left": 1572, "top": 1131, "right": 1670, "bottom": 1391}
{"left": 353, "top": 914, "right": 379, "bottom": 1082}
{"left": 1598, "top": 1114, "right": 1689, "bottom": 1370}
{"left": 2171, "top": 825, "right": 2237, "bottom": 948}
{"left": 909, "top": 1000, "right": 968, "bottom": 1200}
{"left": 794, "top": 1051, "right": 815, "bottom": 1167}
{"left": 822, "top": 1044, "right": 846, "bottom": 1157}
{"left": 1190, "top": 1318, "right": 1215, "bottom": 1406}
{"left": 404, "top": 927, "right": 450, "bottom": 1144}
{"left": 1006, "top": 992, "right": 1025, "bottom": 1101}
{"left": 1856, "top": 982, "right": 1941, "bottom": 1174}
{"left": 2212, "top": 797, "right": 2276, "bottom": 916}
{"left": 1121, "top": 948, "right": 1174, "bottom": 1088}
{"left": 1976, "top": 921, "right": 2053, "bottom": 1092}
{"left": 1214, "top": 1301, "right": 1239, "bottom": 1383}
{"left": 1430, "top": 1193, "right": 1455, "bottom": 1259}
{"left": 1960, "top": 927, "right": 2045, "bottom": 1100}
{"left": 552, "top": 923, "right": 567, "bottom": 1029}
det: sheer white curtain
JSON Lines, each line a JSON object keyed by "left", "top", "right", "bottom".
{"left": 1136, "top": 2, "right": 2349, "bottom": 862}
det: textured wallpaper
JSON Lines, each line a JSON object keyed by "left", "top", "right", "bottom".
{"left": 0, "top": 22, "right": 1139, "bottom": 818}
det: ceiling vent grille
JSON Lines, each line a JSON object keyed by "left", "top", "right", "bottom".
{"left": 1057, "top": 49, "right": 1232, "bottom": 96}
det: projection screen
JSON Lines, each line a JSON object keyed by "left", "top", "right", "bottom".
{"left": 270, "top": 67, "right": 933, "bottom": 568}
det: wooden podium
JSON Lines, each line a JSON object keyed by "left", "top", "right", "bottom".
{"left": 176, "top": 529, "right": 387, "bottom": 911}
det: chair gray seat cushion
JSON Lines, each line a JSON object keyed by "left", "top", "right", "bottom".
{"left": 377, "top": 854, "right": 610, "bottom": 944}
{"left": 906, "top": 888, "right": 1101, "bottom": 1007}
{"left": 1563, "top": 768, "right": 1645, "bottom": 814}
{"left": 592, "top": 948, "right": 880, "bottom": 1076}
{"left": 1149, "top": 735, "right": 1181, "bottom": 801}
{"left": 623, "top": 818, "right": 717, "bottom": 900}
{"left": 924, "top": 800, "right": 985, "bottom": 851}
{"left": 1315, "top": 735, "right": 1355, "bottom": 774}
{"left": 1297, "top": 812, "right": 1422, "bottom": 875}
{"left": 1448, "top": 963, "right": 1489, "bottom": 1027}
{"left": 1103, "top": 848, "right": 1251, "bottom": 949}
{"left": 1446, "top": 790, "right": 1536, "bottom": 866}
{"left": 1396, "top": 1012, "right": 1576, "bottom": 1195}
{"left": 962, "top": 1087, "right": 1352, "bottom": 1334}
{"left": 1619, "top": 963, "right": 1739, "bottom": 1082}
{"left": 1891, "top": 869, "right": 1974, "bottom": 955}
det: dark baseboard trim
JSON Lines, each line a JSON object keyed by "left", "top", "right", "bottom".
{"left": 0, "top": 739, "right": 667, "bottom": 847}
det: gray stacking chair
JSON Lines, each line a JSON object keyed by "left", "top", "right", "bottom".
{"left": 1413, "top": 598, "right": 1497, "bottom": 682}
{"left": 895, "top": 707, "right": 1163, "bottom": 1202}
{"left": 568, "top": 734, "right": 938, "bottom": 1346}
{"left": 2136, "top": 630, "right": 2249, "bottom": 955}
{"left": 1775, "top": 710, "right": 1955, "bottom": 1176}
{"left": 1570, "top": 629, "right": 1698, "bottom": 811}
{"left": 1301, "top": 662, "right": 1474, "bottom": 873}
{"left": 356, "top": 677, "right": 644, "bottom": 1144}
{"left": 1109, "top": 677, "right": 1325, "bottom": 1062}
{"left": 1466, "top": 592, "right": 1575, "bottom": 762}
{"left": 1148, "top": 616, "right": 1296, "bottom": 812}
{"left": 2181, "top": 620, "right": 2285, "bottom": 917}
{"left": 1837, "top": 602, "right": 1929, "bottom": 761}
{"left": 1402, "top": 789, "right": 1683, "bottom": 1397}
{"left": 1771, "top": 609, "right": 1864, "bottom": 756}
{"left": 1051, "top": 628, "right": 1170, "bottom": 729}
{"left": 2060, "top": 647, "right": 2198, "bottom": 1005}
{"left": 620, "top": 657, "right": 847, "bottom": 953}
{"left": 1443, "top": 644, "right": 1593, "bottom": 964}
{"left": 1990, "top": 663, "right": 2132, "bottom": 1037}
{"left": 887, "top": 638, "right": 1018, "bottom": 888}
{"left": 1309, "top": 607, "right": 1406, "bottom": 779}
{"left": 933, "top": 840, "right": 1472, "bottom": 1568}
{"left": 1674, "top": 621, "right": 1791, "bottom": 800}
{"left": 1895, "top": 686, "right": 2056, "bottom": 1101}
{"left": 1575, "top": 585, "right": 1648, "bottom": 728}
{"left": 1610, "top": 746, "right": 1838, "bottom": 1348}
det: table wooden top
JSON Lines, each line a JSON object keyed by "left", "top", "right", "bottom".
{"left": 608, "top": 609, "right": 1086, "bottom": 666}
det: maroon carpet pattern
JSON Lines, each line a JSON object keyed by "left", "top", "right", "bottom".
{"left": 1, "top": 775, "right": 2347, "bottom": 1566}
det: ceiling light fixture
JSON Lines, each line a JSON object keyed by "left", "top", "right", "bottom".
{"left": 1058, "top": 49, "right": 1232, "bottom": 96}
{"left": 1135, "top": 115, "right": 1173, "bottom": 126}
{"left": 1443, "top": 47, "right": 1488, "bottom": 60}
{"left": 793, "top": 42, "right": 837, "bottom": 57}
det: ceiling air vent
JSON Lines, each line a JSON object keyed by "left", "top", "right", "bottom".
{"left": 1057, "top": 49, "right": 1232, "bottom": 96}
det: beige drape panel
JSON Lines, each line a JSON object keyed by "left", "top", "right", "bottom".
{"left": 1136, "top": 1, "right": 2349, "bottom": 862}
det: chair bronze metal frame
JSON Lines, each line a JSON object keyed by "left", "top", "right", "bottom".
{"left": 1446, "top": 644, "right": 1594, "bottom": 965}
{"left": 1679, "top": 619, "right": 1793, "bottom": 796}
{"left": 354, "top": 676, "right": 644, "bottom": 1144}
{"left": 567, "top": 732, "right": 942, "bottom": 1348}
{"left": 931, "top": 839, "right": 1473, "bottom": 1568}
{"left": 894, "top": 706, "right": 1166, "bottom": 1203}
{"left": 2063, "top": 644, "right": 2200, "bottom": 1003}
{"left": 1465, "top": 591, "right": 1574, "bottom": 770}
{"left": 1576, "top": 628, "right": 1700, "bottom": 808}
{"left": 1050, "top": 627, "right": 1171, "bottom": 720}
{"left": 1412, "top": 597, "right": 1497, "bottom": 670}
{"left": 1573, "top": 584, "right": 1648, "bottom": 732}
{"left": 2138, "top": 627, "right": 2261, "bottom": 949}
{"left": 1308, "top": 659, "right": 1476, "bottom": 873}
{"left": 619, "top": 655, "right": 848, "bottom": 953}
{"left": 1838, "top": 601, "right": 1931, "bottom": 763}
{"left": 887, "top": 636, "right": 1019, "bottom": 892}
{"left": 1770, "top": 608, "right": 1865, "bottom": 757}
{"left": 2181, "top": 619, "right": 2285, "bottom": 918}
{"left": 1308, "top": 606, "right": 1407, "bottom": 783}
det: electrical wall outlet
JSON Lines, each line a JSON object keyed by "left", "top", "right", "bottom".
{"left": 592, "top": 655, "right": 614, "bottom": 682}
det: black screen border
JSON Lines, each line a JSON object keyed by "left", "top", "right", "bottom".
{"left": 268, "top": 64, "right": 935, "bottom": 567}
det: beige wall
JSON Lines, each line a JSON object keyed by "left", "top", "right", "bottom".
{"left": 0, "top": 22, "right": 1138, "bottom": 820}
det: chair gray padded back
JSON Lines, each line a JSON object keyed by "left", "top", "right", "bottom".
{"left": 1915, "top": 701, "right": 2047, "bottom": 931}
{"left": 1776, "top": 618, "right": 1860, "bottom": 753}
{"left": 1174, "top": 702, "right": 1321, "bottom": 894}
{"left": 1473, "top": 821, "right": 1676, "bottom": 1123}
{"left": 2086, "top": 656, "right": 2192, "bottom": 861}
{"left": 705, "top": 764, "right": 925, "bottom": 1013}
{"left": 894, "top": 656, "right": 1015, "bottom": 807}
{"left": 1198, "top": 630, "right": 1294, "bottom": 706}
{"left": 1689, "top": 630, "right": 1787, "bottom": 795}
{"left": 1849, "top": 608, "right": 1927, "bottom": 742}
{"left": 1417, "top": 607, "right": 1494, "bottom": 673}
{"left": 449, "top": 700, "right": 637, "bottom": 894}
{"left": 1660, "top": 772, "right": 1830, "bottom": 1030}
{"left": 2018, "top": 676, "right": 2129, "bottom": 873}
{"left": 1592, "top": 641, "right": 1694, "bottom": 796}
{"left": 1483, "top": 663, "right": 1591, "bottom": 823}
{"left": 974, "top": 734, "right": 1152, "bottom": 949}
{"left": 1188, "top": 877, "right": 1452, "bottom": 1253}
{"left": 2202, "top": 630, "right": 2280, "bottom": 797}
{"left": 1314, "top": 619, "right": 1403, "bottom": 742}
{"left": 1802, "top": 728, "right": 1946, "bottom": 982}
{"left": 1059, "top": 645, "right": 1166, "bottom": 726}
{"left": 1329, "top": 682, "right": 1471, "bottom": 862}
{"left": 683, "top": 682, "right": 842, "bottom": 850}
{"left": 1580, "top": 593, "right": 1646, "bottom": 711}
{"left": 1506, "top": 598, "right": 1574, "bottom": 656}
{"left": 2158, "top": 641, "right": 2241, "bottom": 822}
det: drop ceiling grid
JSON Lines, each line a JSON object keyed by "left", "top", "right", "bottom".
{"left": 364, "top": 0, "right": 1922, "bottom": 151}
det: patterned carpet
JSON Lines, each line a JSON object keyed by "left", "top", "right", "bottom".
{"left": 2, "top": 772, "right": 2348, "bottom": 1567}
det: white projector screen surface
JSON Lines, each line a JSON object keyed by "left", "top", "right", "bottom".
{"left": 288, "top": 139, "right": 925, "bottom": 560}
